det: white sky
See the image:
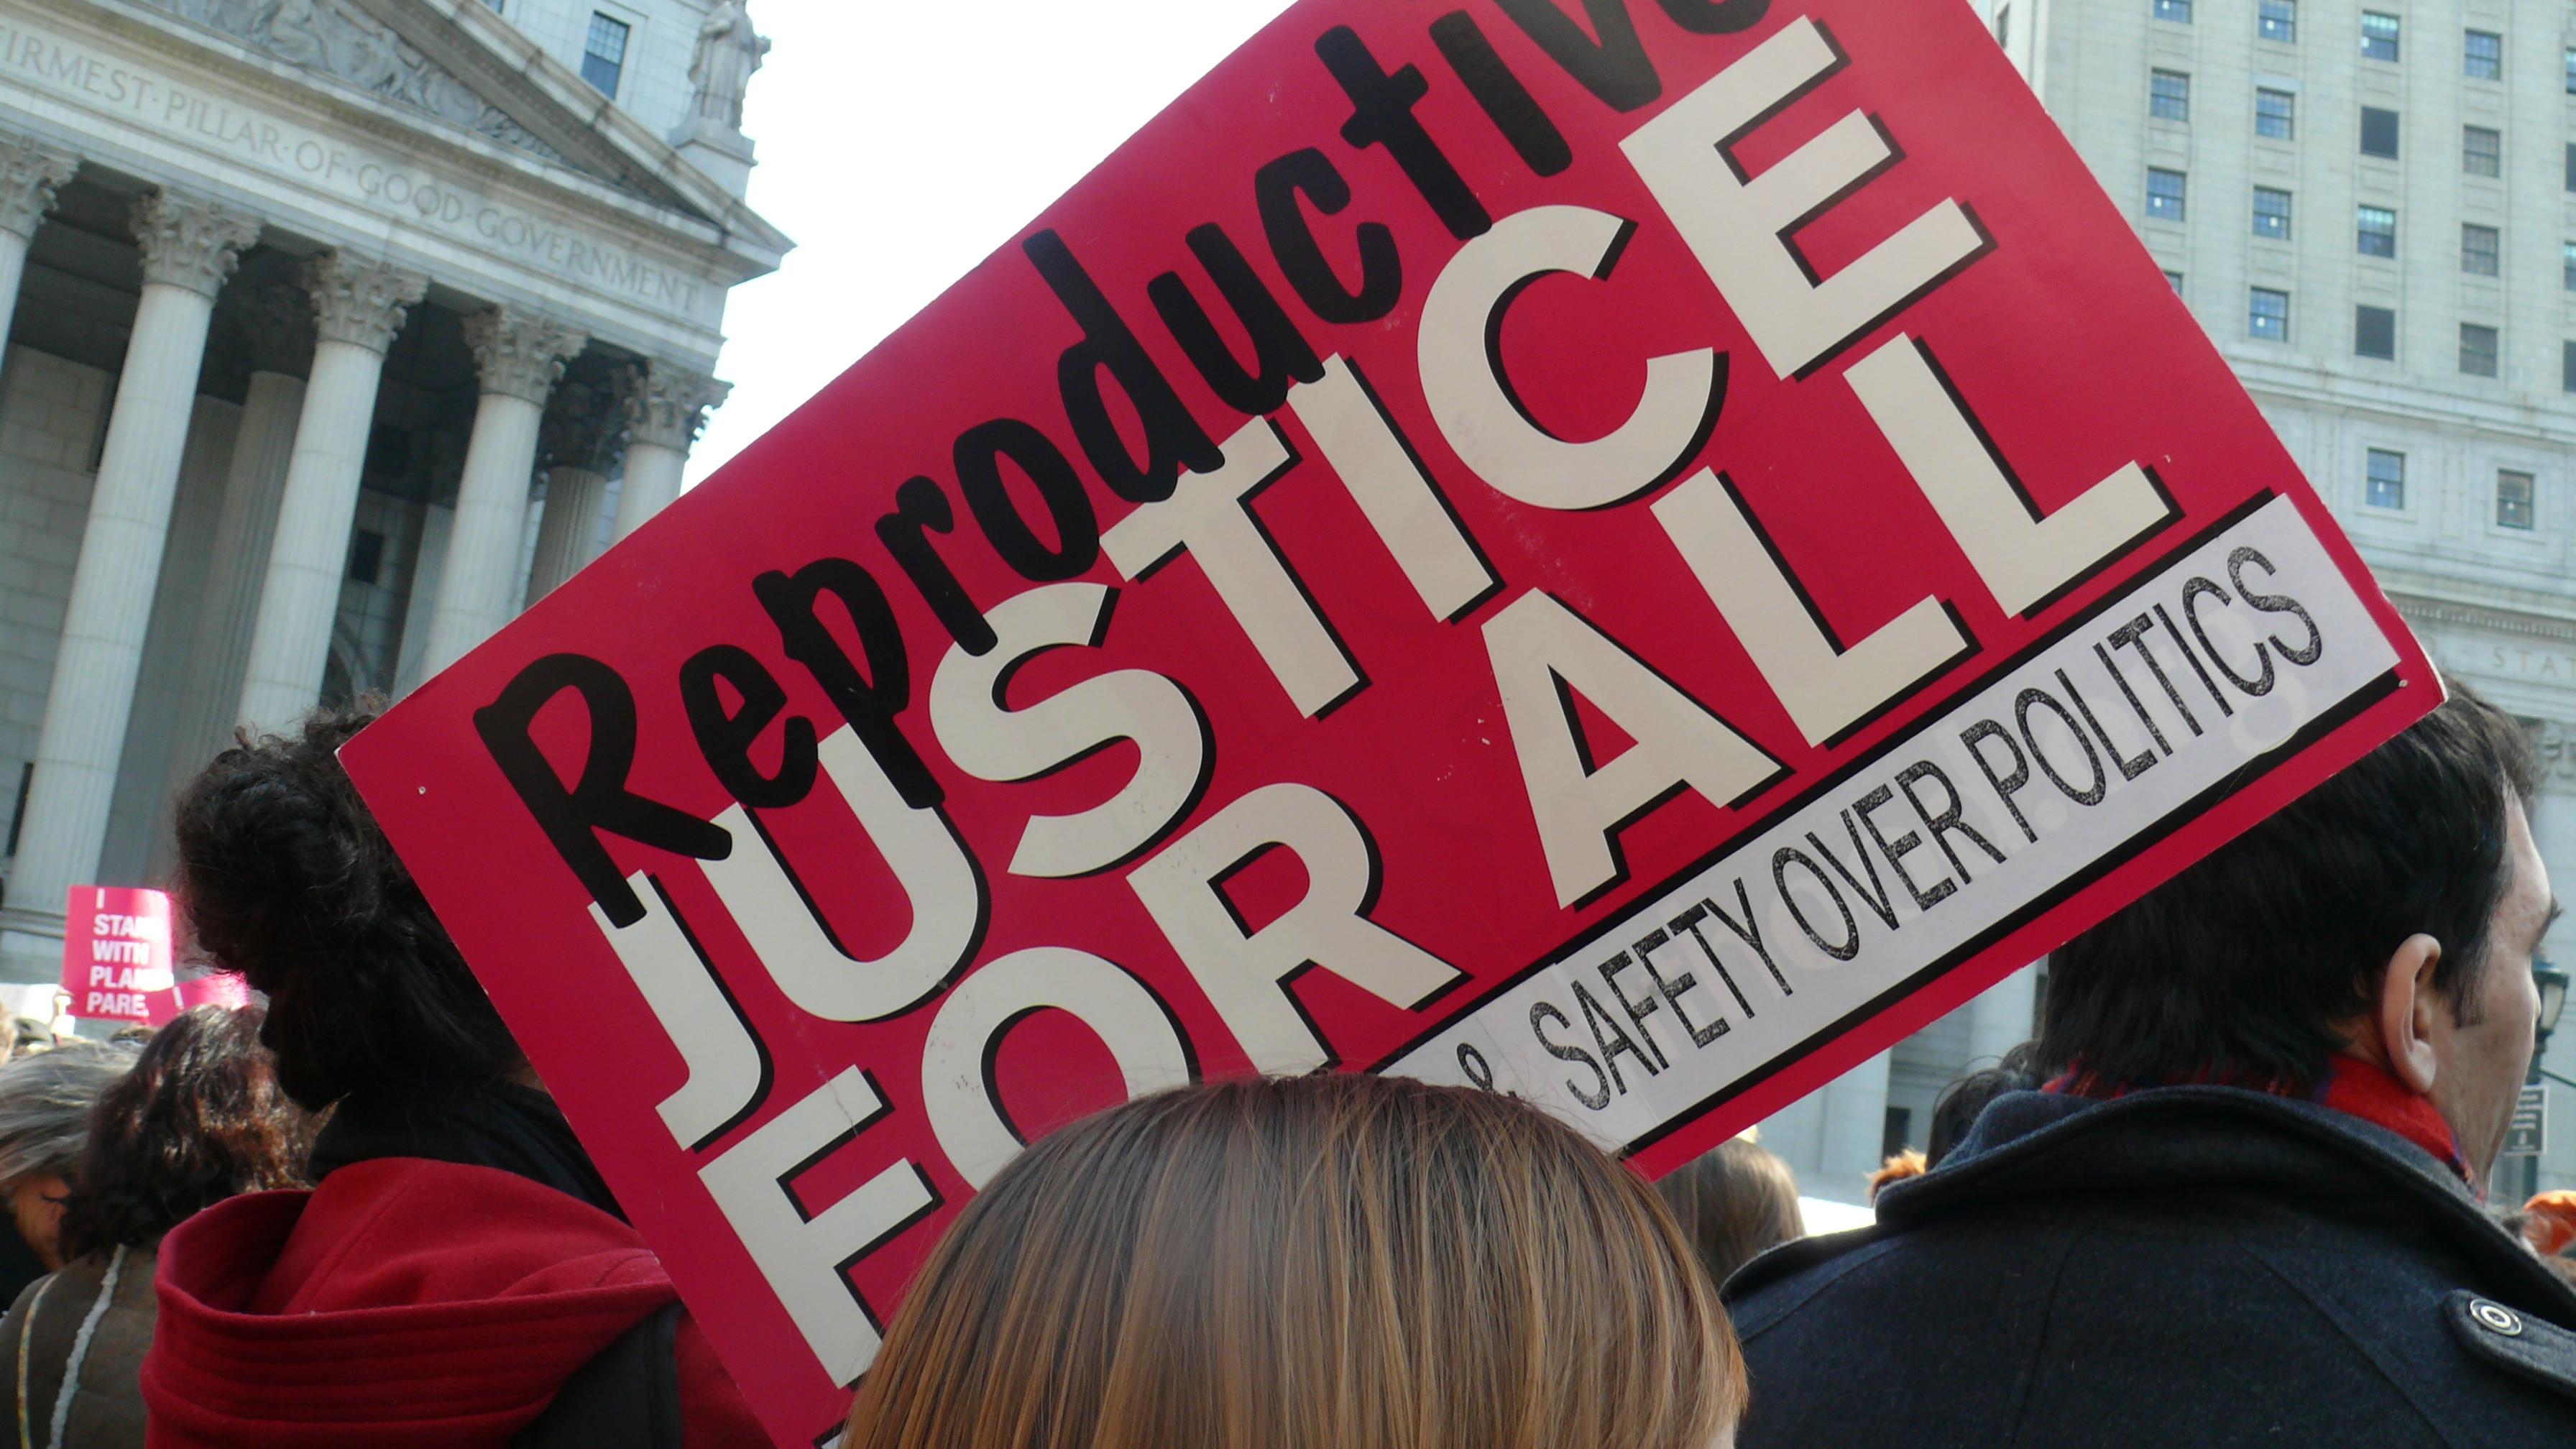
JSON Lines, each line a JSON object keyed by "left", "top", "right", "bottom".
{"left": 687, "top": 0, "right": 1302, "bottom": 485}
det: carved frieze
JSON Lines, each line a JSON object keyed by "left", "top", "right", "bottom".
{"left": 136, "top": 0, "right": 568, "bottom": 165}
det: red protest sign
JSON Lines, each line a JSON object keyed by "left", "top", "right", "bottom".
{"left": 62, "top": 886, "right": 179, "bottom": 1026}
{"left": 339, "top": 1, "right": 2437, "bottom": 1440}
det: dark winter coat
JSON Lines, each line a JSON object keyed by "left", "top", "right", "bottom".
{"left": 0, "top": 1245, "right": 155, "bottom": 1448}
{"left": 1726, "top": 1086, "right": 2576, "bottom": 1448}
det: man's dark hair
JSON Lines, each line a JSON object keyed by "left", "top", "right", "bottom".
{"left": 172, "top": 706, "right": 523, "bottom": 1110}
{"left": 2041, "top": 680, "right": 2536, "bottom": 1092}
{"left": 1926, "top": 1041, "right": 2045, "bottom": 1168}
{"left": 57, "top": 1005, "right": 312, "bottom": 1259}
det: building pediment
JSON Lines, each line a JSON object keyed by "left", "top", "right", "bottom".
{"left": 96, "top": 0, "right": 788, "bottom": 258}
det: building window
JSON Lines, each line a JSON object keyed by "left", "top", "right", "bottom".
{"left": 2361, "top": 106, "right": 2400, "bottom": 159}
{"left": 2163, "top": 269, "right": 2185, "bottom": 292}
{"left": 2566, "top": 47, "right": 2576, "bottom": 93}
{"left": 2365, "top": 448, "right": 2406, "bottom": 510}
{"left": 2150, "top": 69, "right": 2191, "bottom": 121}
{"left": 2155, "top": 0, "right": 2191, "bottom": 23}
{"left": 2465, "top": 29, "right": 2502, "bottom": 80}
{"left": 1997, "top": 4, "right": 2011, "bottom": 47}
{"left": 2355, "top": 304, "right": 2396, "bottom": 359}
{"left": 2564, "top": 242, "right": 2576, "bottom": 290}
{"left": 346, "top": 529, "right": 385, "bottom": 586}
{"left": 2253, "top": 186, "right": 2293, "bottom": 239}
{"left": 2360, "top": 12, "right": 2399, "bottom": 62}
{"left": 2564, "top": 340, "right": 2576, "bottom": 392}
{"left": 2147, "top": 167, "right": 2187, "bottom": 222}
{"left": 2464, "top": 126, "right": 2502, "bottom": 177}
{"left": 2255, "top": 87, "right": 2296, "bottom": 139}
{"left": 2358, "top": 205, "right": 2397, "bottom": 257}
{"left": 2250, "top": 288, "right": 2290, "bottom": 341}
{"left": 2461, "top": 322, "right": 2501, "bottom": 377}
{"left": 2498, "top": 471, "right": 2537, "bottom": 530}
{"left": 2259, "top": 0, "right": 2296, "bottom": 42}
{"left": 580, "top": 12, "right": 630, "bottom": 98}
{"left": 2462, "top": 223, "right": 2501, "bottom": 276}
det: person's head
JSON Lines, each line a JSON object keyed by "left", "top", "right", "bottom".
{"left": 1656, "top": 1135, "right": 1806, "bottom": 1287}
{"left": 2043, "top": 681, "right": 2554, "bottom": 1186}
{"left": 845, "top": 1074, "right": 1744, "bottom": 1449}
{"left": 55, "top": 1006, "right": 312, "bottom": 1261}
{"left": 0, "top": 1043, "right": 139, "bottom": 1269}
{"left": 172, "top": 705, "right": 522, "bottom": 1110}
{"left": 1925, "top": 1041, "right": 2045, "bottom": 1169}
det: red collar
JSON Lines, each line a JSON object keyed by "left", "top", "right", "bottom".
{"left": 2047, "top": 1054, "right": 2471, "bottom": 1190}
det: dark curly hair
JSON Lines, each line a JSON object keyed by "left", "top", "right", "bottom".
{"left": 172, "top": 706, "right": 523, "bottom": 1110}
{"left": 57, "top": 1005, "right": 312, "bottom": 1258}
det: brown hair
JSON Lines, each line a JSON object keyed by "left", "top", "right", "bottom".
{"left": 845, "top": 1074, "right": 1744, "bottom": 1449}
{"left": 1655, "top": 1136, "right": 1806, "bottom": 1287}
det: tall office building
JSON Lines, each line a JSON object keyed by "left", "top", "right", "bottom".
{"left": 1766, "top": 0, "right": 2576, "bottom": 1203}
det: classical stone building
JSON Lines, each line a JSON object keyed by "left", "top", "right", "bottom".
{"left": 0, "top": 0, "right": 788, "bottom": 983}
{"left": 1769, "top": 0, "right": 2576, "bottom": 1204}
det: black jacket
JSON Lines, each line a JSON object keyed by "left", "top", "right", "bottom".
{"left": 1726, "top": 1087, "right": 2576, "bottom": 1447}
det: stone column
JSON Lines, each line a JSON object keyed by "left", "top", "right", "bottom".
{"left": 610, "top": 362, "right": 729, "bottom": 541}
{"left": 234, "top": 253, "right": 426, "bottom": 732}
{"left": 160, "top": 285, "right": 311, "bottom": 793}
{"left": 1, "top": 190, "right": 257, "bottom": 962}
{"left": 423, "top": 308, "right": 586, "bottom": 674}
{"left": 525, "top": 377, "right": 627, "bottom": 603}
{"left": 0, "top": 134, "right": 78, "bottom": 364}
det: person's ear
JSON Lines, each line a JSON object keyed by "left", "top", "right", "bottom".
{"left": 2377, "top": 933, "right": 2445, "bottom": 1095}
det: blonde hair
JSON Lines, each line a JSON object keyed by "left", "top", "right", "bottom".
{"left": 845, "top": 1073, "right": 1744, "bottom": 1449}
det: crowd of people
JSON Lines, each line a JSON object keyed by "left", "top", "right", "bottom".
{"left": 0, "top": 681, "right": 2564, "bottom": 1445}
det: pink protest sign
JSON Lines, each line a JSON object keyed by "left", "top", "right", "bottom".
{"left": 59, "top": 887, "right": 242, "bottom": 1026}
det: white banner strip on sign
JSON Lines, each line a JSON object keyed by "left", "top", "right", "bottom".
{"left": 1386, "top": 494, "right": 2401, "bottom": 1150}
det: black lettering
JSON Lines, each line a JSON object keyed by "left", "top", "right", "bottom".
{"left": 2229, "top": 547, "right": 2322, "bottom": 665}
{"left": 1023, "top": 229, "right": 1222, "bottom": 505}
{"left": 2183, "top": 577, "right": 2274, "bottom": 696}
{"left": 1429, "top": 12, "right": 1574, "bottom": 176}
{"left": 1806, "top": 811, "right": 1900, "bottom": 929}
{"left": 1692, "top": 876, "right": 1792, "bottom": 997}
{"left": 954, "top": 418, "right": 1100, "bottom": 581}
{"left": 1492, "top": 0, "right": 1662, "bottom": 111}
{"left": 2092, "top": 641, "right": 2174, "bottom": 758}
{"left": 2153, "top": 602, "right": 2235, "bottom": 718}
{"left": 1255, "top": 148, "right": 1404, "bottom": 324}
{"left": 753, "top": 558, "right": 942, "bottom": 809}
{"left": 1315, "top": 27, "right": 1491, "bottom": 239}
{"left": 1853, "top": 784, "right": 1953, "bottom": 911}
{"left": 1896, "top": 760, "right": 2006, "bottom": 887}
{"left": 1146, "top": 222, "right": 1326, "bottom": 418}
{"left": 1533, "top": 1000, "right": 1611, "bottom": 1109}
{"left": 2015, "top": 686, "right": 2109, "bottom": 806}
{"left": 678, "top": 645, "right": 819, "bottom": 809}
{"left": 875, "top": 477, "right": 996, "bottom": 654}
{"left": 1960, "top": 719, "right": 2038, "bottom": 844}
{"left": 1636, "top": 926, "right": 1730, "bottom": 1044}
{"left": 1571, "top": 978, "right": 1657, "bottom": 1090}
{"left": 1655, "top": 0, "right": 1772, "bottom": 32}
{"left": 2058, "top": 668, "right": 2155, "bottom": 781}
{"left": 1772, "top": 845, "right": 1859, "bottom": 962}
{"left": 1598, "top": 949, "right": 1670, "bottom": 1069}
{"left": 2110, "top": 613, "right": 2203, "bottom": 737}
{"left": 474, "top": 654, "right": 733, "bottom": 928}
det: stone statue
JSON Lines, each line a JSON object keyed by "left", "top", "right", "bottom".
{"left": 688, "top": 1, "right": 769, "bottom": 132}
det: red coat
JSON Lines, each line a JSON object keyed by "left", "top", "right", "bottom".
{"left": 142, "top": 1157, "right": 765, "bottom": 1448}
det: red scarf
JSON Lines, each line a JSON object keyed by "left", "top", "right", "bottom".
{"left": 2048, "top": 1053, "right": 2472, "bottom": 1190}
